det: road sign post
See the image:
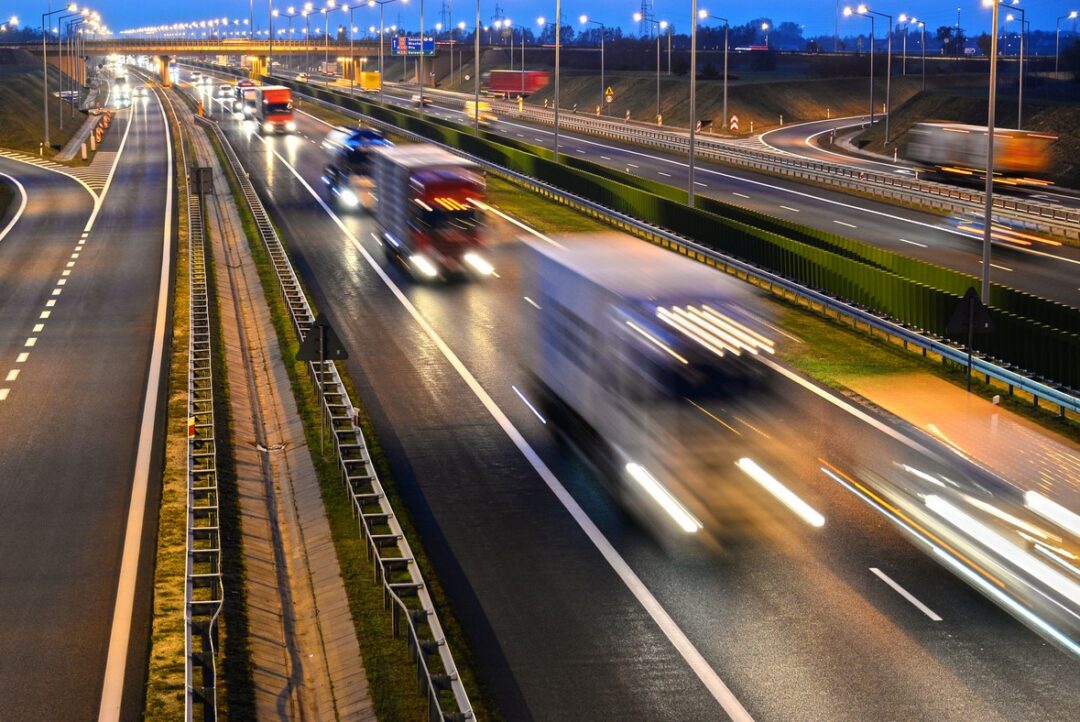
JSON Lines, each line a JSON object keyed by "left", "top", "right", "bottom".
{"left": 946, "top": 287, "right": 994, "bottom": 392}
{"left": 297, "top": 313, "right": 349, "bottom": 455}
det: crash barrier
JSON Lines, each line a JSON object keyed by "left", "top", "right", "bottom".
{"left": 194, "top": 112, "right": 475, "bottom": 720}
{"left": 253, "top": 75, "right": 1078, "bottom": 395}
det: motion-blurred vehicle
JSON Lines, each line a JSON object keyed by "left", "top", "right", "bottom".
{"left": 358, "top": 71, "right": 381, "bottom": 92}
{"left": 523, "top": 233, "right": 777, "bottom": 542}
{"left": 905, "top": 122, "right": 1057, "bottom": 185}
{"left": 252, "top": 85, "right": 296, "bottom": 133}
{"left": 190, "top": 71, "right": 201, "bottom": 82}
{"left": 410, "top": 93, "right": 432, "bottom": 107}
{"left": 296, "top": 72, "right": 310, "bottom": 83}
{"left": 321, "top": 127, "right": 393, "bottom": 209}
{"left": 371, "top": 144, "right": 490, "bottom": 279}
{"left": 463, "top": 100, "right": 497, "bottom": 127}
{"left": 482, "top": 69, "right": 550, "bottom": 97}
{"left": 218, "top": 83, "right": 233, "bottom": 97}
{"left": 233, "top": 80, "right": 257, "bottom": 115}
{"left": 134, "top": 86, "right": 148, "bottom": 98}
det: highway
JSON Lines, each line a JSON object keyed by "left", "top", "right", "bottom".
{"left": 294, "top": 77, "right": 1080, "bottom": 309}
{"left": 186, "top": 74, "right": 1079, "bottom": 720}
{"left": 0, "top": 87, "right": 172, "bottom": 720}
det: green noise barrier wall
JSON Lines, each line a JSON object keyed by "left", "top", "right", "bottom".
{"left": 273, "top": 76, "right": 1079, "bottom": 390}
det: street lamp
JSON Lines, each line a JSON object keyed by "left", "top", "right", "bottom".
{"left": 916, "top": 19, "right": 926, "bottom": 90}
{"left": 43, "top": 4, "right": 78, "bottom": 149}
{"left": 761, "top": 21, "right": 769, "bottom": 48}
{"left": 303, "top": 3, "right": 313, "bottom": 72}
{"left": 580, "top": 15, "right": 605, "bottom": 115}
{"left": 323, "top": 0, "right": 337, "bottom": 70}
{"left": 844, "top": 6, "right": 874, "bottom": 126}
{"left": 1056, "top": 11, "right": 1078, "bottom": 74}
{"left": 1003, "top": 2, "right": 1025, "bottom": 128}
{"left": 270, "top": 6, "right": 278, "bottom": 73}
{"left": 699, "top": 10, "right": 729, "bottom": 137}
{"left": 634, "top": 12, "right": 667, "bottom": 123}
{"left": 978, "top": 0, "right": 1001, "bottom": 306}
{"left": 537, "top": 10, "right": 562, "bottom": 162}
{"left": 898, "top": 13, "right": 917, "bottom": 75}
{"left": 368, "top": 0, "right": 404, "bottom": 100}
{"left": 853, "top": 5, "right": 892, "bottom": 143}
{"left": 689, "top": 0, "right": 699, "bottom": 203}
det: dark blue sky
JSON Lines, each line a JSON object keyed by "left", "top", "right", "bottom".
{"left": 11, "top": 1, "right": 1078, "bottom": 37}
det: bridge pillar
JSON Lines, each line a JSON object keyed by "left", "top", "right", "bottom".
{"left": 249, "top": 56, "right": 269, "bottom": 81}
{"left": 157, "top": 55, "right": 173, "bottom": 87}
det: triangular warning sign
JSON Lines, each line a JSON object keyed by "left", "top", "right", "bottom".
{"left": 946, "top": 287, "right": 994, "bottom": 337}
{"left": 296, "top": 313, "right": 350, "bottom": 362}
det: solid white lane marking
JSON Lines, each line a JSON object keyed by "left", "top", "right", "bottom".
{"left": 5, "top": 370, "right": 19, "bottom": 382}
{"left": 733, "top": 192, "right": 750, "bottom": 199}
{"left": 97, "top": 85, "right": 174, "bottom": 722}
{"left": 898, "top": 238, "right": 928, "bottom": 248}
{"left": 870, "top": 567, "right": 943, "bottom": 621}
{"left": 834, "top": 220, "right": 857, "bottom": 228}
{"left": 523, "top": 296, "right": 542, "bottom": 310}
{"left": 512, "top": 385, "right": 547, "bottom": 424}
{"left": 24, "top": 338, "right": 36, "bottom": 347}
{"left": 259, "top": 136, "right": 755, "bottom": 720}
{"left": 0, "top": 388, "right": 8, "bottom": 400}
{"left": 0, "top": 172, "right": 29, "bottom": 245}
{"left": 780, "top": 205, "right": 800, "bottom": 213}
{"left": 16, "top": 353, "right": 28, "bottom": 363}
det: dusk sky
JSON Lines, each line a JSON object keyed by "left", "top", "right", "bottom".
{"left": 10, "top": 0, "right": 1079, "bottom": 37}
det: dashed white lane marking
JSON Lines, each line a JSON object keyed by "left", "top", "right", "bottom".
{"left": 16, "top": 353, "right": 28, "bottom": 363}
{"left": 32, "top": 324, "right": 44, "bottom": 333}
{"left": 576, "top": 149, "right": 587, "bottom": 154}
{"left": 66, "top": 261, "right": 75, "bottom": 268}
{"left": 523, "top": 296, "right": 542, "bottom": 310}
{"left": 695, "top": 181, "right": 708, "bottom": 187}
{"left": 834, "top": 220, "right": 858, "bottom": 228}
{"left": 601, "top": 155, "right": 611, "bottom": 160}
{"left": 46, "top": 300, "right": 55, "bottom": 308}
{"left": 57, "top": 279, "right": 67, "bottom": 286}
{"left": 5, "top": 370, "right": 19, "bottom": 382}
{"left": 733, "top": 192, "right": 750, "bottom": 199}
{"left": 898, "top": 238, "right": 928, "bottom": 248}
{"left": 979, "top": 260, "right": 1014, "bottom": 272}
{"left": 0, "top": 389, "right": 9, "bottom": 401}
{"left": 61, "top": 270, "right": 71, "bottom": 277}
{"left": 627, "top": 163, "right": 639, "bottom": 168}
{"left": 658, "top": 171, "right": 672, "bottom": 177}
{"left": 780, "top": 205, "right": 800, "bottom": 212}
{"left": 870, "top": 568, "right": 942, "bottom": 621}
{"left": 39, "top": 311, "right": 50, "bottom": 319}
{"left": 51, "top": 289, "right": 61, "bottom": 296}
{"left": 24, "top": 338, "right": 36, "bottom": 347}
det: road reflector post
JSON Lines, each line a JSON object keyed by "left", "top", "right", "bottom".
{"left": 81, "top": 142, "right": 87, "bottom": 161}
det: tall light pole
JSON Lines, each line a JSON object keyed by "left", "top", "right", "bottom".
{"left": 761, "top": 21, "right": 769, "bottom": 48}
{"left": 843, "top": 5, "right": 874, "bottom": 126}
{"left": 303, "top": 3, "right": 313, "bottom": 72}
{"left": 323, "top": 0, "right": 337, "bottom": 70}
{"left": 418, "top": 0, "right": 425, "bottom": 104}
{"left": 917, "top": 20, "right": 926, "bottom": 90}
{"left": 980, "top": 0, "right": 1000, "bottom": 306}
{"left": 689, "top": 0, "right": 698, "bottom": 204}
{"left": 1001, "top": 1, "right": 1026, "bottom": 129}
{"left": 699, "top": 10, "right": 729, "bottom": 136}
{"left": 580, "top": 15, "right": 605, "bottom": 115}
{"left": 1056, "top": 11, "right": 1078, "bottom": 74}
{"left": 898, "top": 13, "right": 916, "bottom": 75}
{"left": 634, "top": 13, "right": 667, "bottom": 123}
{"left": 473, "top": 1, "right": 480, "bottom": 133}
{"left": 270, "top": 5, "right": 278, "bottom": 73}
{"left": 368, "top": 0, "right": 403, "bottom": 100}
{"left": 857, "top": 6, "right": 892, "bottom": 144}
{"left": 43, "top": 4, "right": 78, "bottom": 150}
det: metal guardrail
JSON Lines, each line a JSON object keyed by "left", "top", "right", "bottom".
{"left": 194, "top": 113, "right": 474, "bottom": 721}
{"left": 166, "top": 87, "right": 225, "bottom": 721}
{"left": 286, "top": 86, "right": 1079, "bottom": 417}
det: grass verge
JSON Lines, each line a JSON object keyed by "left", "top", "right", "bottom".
{"left": 142, "top": 90, "right": 191, "bottom": 721}
{"left": 204, "top": 125, "right": 497, "bottom": 720}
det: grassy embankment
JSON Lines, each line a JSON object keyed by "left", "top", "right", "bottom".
{"left": 204, "top": 122, "right": 499, "bottom": 720}
{"left": 0, "top": 50, "right": 82, "bottom": 156}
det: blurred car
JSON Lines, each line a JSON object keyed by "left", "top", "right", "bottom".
{"left": 190, "top": 71, "right": 201, "bottom": 82}
{"left": 296, "top": 72, "right": 310, "bottom": 83}
{"left": 134, "top": 86, "right": 148, "bottom": 98}
{"left": 218, "top": 83, "right": 233, "bottom": 96}
{"left": 411, "top": 93, "right": 432, "bottom": 107}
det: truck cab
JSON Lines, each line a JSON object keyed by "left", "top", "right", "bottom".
{"left": 321, "top": 128, "right": 393, "bottom": 210}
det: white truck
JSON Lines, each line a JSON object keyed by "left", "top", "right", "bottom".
{"left": 371, "top": 145, "right": 492, "bottom": 279}
{"left": 523, "top": 233, "right": 776, "bottom": 540}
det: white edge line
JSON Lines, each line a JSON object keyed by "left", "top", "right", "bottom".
{"left": 97, "top": 87, "right": 173, "bottom": 722}
{"left": 869, "top": 567, "right": 943, "bottom": 621}
{"left": 0, "top": 172, "right": 29, "bottom": 244}
{"left": 255, "top": 131, "right": 755, "bottom": 721}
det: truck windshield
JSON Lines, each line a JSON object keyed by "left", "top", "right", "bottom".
{"left": 265, "top": 101, "right": 292, "bottom": 114}
{"left": 417, "top": 207, "right": 478, "bottom": 233}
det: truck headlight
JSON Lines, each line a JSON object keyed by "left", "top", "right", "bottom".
{"left": 409, "top": 254, "right": 439, "bottom": 278}
{"left": 285, "top": 121, "right": 297, "bottom": 132}
{"left": 339, "top": 189, "right": 359, "bottom": 208}
{"left": 463, "top": 252, "right": 494, "bottom": 276}
{"left": 263, "top": 121, "right": 274, "bottom": 132}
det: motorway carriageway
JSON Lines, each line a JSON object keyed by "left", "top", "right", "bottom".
{"left": 337, "top": 78, "right": 1080, "bottom": 308}
{"left": 0, "top": 88, "right": 172, "bottom": 721}
{"left": 186, "top": 74, "right": 1078, "bottom": 721}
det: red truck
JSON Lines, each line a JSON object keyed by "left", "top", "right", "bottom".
{"left": 483, "top": 70, "right": 550, "bottom": 97}
{"left": 253, "top": 85, "right": 295, "bottom": 133}
{"left": 371, "top": 145, "right": 492, "bottom": 279}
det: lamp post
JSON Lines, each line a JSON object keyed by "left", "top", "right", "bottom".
{"left": 580, "top": 15, "right": 605, "bottom": 115}
{"left": 898, "top": 13, "right": 916, "bottom": 75}
{"left": 63, "top": 17, "right": 85, "bottom": 127}
{"left": 917, "top": 20, "right": 925, "bottom": 90}
{"left": 418, "top": 0, "right": 425, "bottom": 104}
{"left": 1000, "top": 1, "right": 1026, "bottom": 128}
{"left": 270, "top": 5, "right": 278, "bottom": 73}
{"left": 843, "top": 5, "right": 874, "bottom": 126}
{"left": 303, "top": 3, "right": 313, "bottom": 72}
{"left": 689, "top": 0, "right": 698, "bottom": 203}
{"left": 699, "top": 10, "right": 729, "bottom": 136}
{"left": 368, "top": 0, "right": 403, "bottom": 101}
{"left": 43, "top": 4, "right": 78, "bottom": 149}
{"left": 473, "top": 1, "right": 480, "bottom": 134}
{"left": 761, "top": 21, "right": 769, "bottom": 48}
{"left": 979, "top": 0, "right": 1000, "bottom": 306}
{"left": 1056, "top": 11, "right": 1078, "bottom": 74}
{"left": 856, "top": 5, "right": 892, "bottom": 143}
{"left": 634, "top": 13, "right": 667, "bottom": 123}
{"left": 323, "top": 1, "right": 337, "bottom": 70}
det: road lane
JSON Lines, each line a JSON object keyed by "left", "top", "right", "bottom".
{"left": 190, "top": 78, "right": 1080, "bottom": 721}
{"left": 0, "top": 90, "right": 172, "bottom": 721}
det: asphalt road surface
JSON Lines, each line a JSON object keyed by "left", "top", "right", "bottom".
{"left": 0, "top": 90, "right": 172, "bottom": 721}
{"left": 186, "top": 74, "right": 1079, "bottom": 721}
